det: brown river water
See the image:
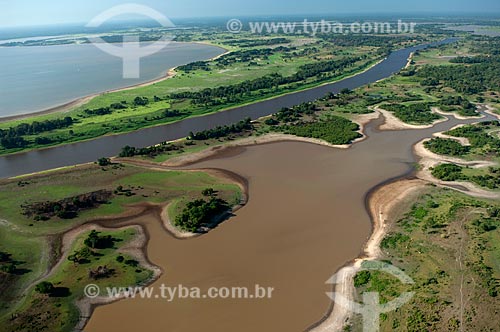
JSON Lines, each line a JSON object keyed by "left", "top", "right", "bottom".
{"left": 85, "top": 113, "right": 494, "bottom": 332}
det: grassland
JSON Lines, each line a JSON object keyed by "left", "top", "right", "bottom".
{"left": 0, "top": 162, "right": 241, "bottom": 332}
{"left": 5, "top": 228, "right": 152, "bottom": 332}
{"left": 0, "top": 34, "right": 383, "bottom": 155}
{"left": 349, "top": 187, "right": 500, "bottom": 332}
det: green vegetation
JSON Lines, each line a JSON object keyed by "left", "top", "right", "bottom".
{"left": 353, "top": 270, "right": 372, "bottom": 288}
{"left": 381, "top": 103, "right": 442, "bottom": 125}
{"left": 0, "top": 163, "right": 241, "bottom": 331}
{"left": 424, "top": 137, "right": 470, "bottom": 156}
{"left": 432, "top": 164, "right": 500, "bottom": 189}
{"left": 0, "top": 33, "right": 383, "bottom": 155}
{"left": 431, "top": 163, "right": 466, "bottom": 182}
{"left": 427, "top": 120, "right": 500, "bottom": 190}
{"left": 436, "top": 95, "right": 479, "bottom": 117}
{"left": 280, "top": 116, "right": 362, "bottom": 145}
{"left": 352, "top": 189, "right": 500, "bottom": 331}
{"left": 418, "top": 53, "right": 500, "bottom": 94}
{"left": 380, "top": 233, "right": 410, "bottom": 249}
{"left": 188, "top": 118, "right": 253, "bottom": 140}
{"left": 445, "top": 121, "right": 500, "bottom": 156}
{"left": 174, "top": 189, "right": 230, "bottom": 232}
{"left": 6, "top": 228, "right": 151, "bottom": 332}
{"left": 21, "top": 190, "right": 113, "bottom": 221}
{"left": 118, "top": 143, "right": 183, "bottom": 158}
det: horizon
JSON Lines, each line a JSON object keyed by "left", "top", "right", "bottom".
{"left": 1, "top": 11, "right": 500, "bottom": 31}
{"left": 2, "top": 0, "right": 500, "bottom": 29}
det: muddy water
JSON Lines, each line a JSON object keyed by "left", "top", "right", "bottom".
{"left": 85, "top": 114, "right": 494, "bottom": 332}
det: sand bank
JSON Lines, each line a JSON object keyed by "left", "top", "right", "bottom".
{"left": 375, "top": 106, "right": 448, "bottom": 131}
{"left": 163, "top": 112, "right": 379, "bottom": 167}
{"left": 309, "top": 179, "right": 427, "bottom": 332}
{"left": 414, "top": 138, "right": 500, "bottom": 199}
{"left": 0, "top": 44, "right": 230, "bottom": 123}
{"left": 432, "top": 107, "right": 485, "bottom": 120}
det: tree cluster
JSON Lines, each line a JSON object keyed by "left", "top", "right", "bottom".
{"left": 0, "top": 117, "right": 73, "bottom": 149}
{"left": 174, "top": 193, "right": 229, "bottom": 232}
{"left": 21, "top": 190, "right": 113, "bottom": 221}
{"left": 188, "top": 117, "right": 253, "bottom": 140}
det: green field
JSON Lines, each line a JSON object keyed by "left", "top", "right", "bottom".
{"left": 0, "top": 162, "right": 241, "bottom": 332}
{"left": 349, "top": 188, "right": 500, "bottom": 332}
{"left": 0, "top": 34, "right": 382, "bottom": 155}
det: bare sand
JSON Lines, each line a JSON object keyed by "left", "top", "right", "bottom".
{"left": 432, "top": 107, "right": 485, "bottom": 120}
{"left": 375, "top": 106, "right": 448, "bottom": 131}
{"left": 432, "top": 124, "right": 470, "bottom": 145}
{"left": 164, "top": 112, "right": 379, "bottom": 167}
{"left": 0, "top": 45, "right": 230, "bottom": 123}
{"left": 482, "top": 104, "right": 500, "bottom": 120}
{"left": 414, "top": 138, "right": 500, "bottom": 199}
{"left": 0, "top": 70, "right": 177, "bottom": 123}
{"left": 405, "top": 52, "right": 414, "bottom": 69}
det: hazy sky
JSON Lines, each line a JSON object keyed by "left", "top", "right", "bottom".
{"left": 2, "top": 0, "right": 500, "bottom": 28}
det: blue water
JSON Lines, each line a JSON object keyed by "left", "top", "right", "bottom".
{"left": 0, "top": 42, "right": 225, "bottom": 117}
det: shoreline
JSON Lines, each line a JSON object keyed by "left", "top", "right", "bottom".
{"left": 0, "top": 42, "right": 230, "bottom": 123}
{"left": 309, "top": 178, "right": 428, "bottom": 332}
{"left": 73, "top": 223, "right": 162, "bottom": 332}
{"left": 374, "top": 105, "right": 449, "bottom": 131}
{"left": 0, "top": 56, "right": 385, "bottom": 161}
{"left": 163, "top": 112, "right": 380, "bottom": 167}
{"left": 414, "top": 137, "right": 500, "bottom": 199}
{"left": 6, "top": 109, "right": 478, "bottom": 332}
{"left": 0, "top": 47, "right": 381, "bottom": 125}
{"left": 21, "top": 220, "right": 163, "bottom": 332}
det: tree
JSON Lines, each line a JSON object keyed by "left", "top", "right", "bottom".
{"left": 119, "top": 146, "right": 136, "bottom": 158}
{"left": 202, "top": 188, "right": 216, "bottom": 197}
{"left": 133, "top": 96, "right": 149, "bottom": 106}
{"left": 35, "top": 281, "right": 55, "bottom": 294}
{"left": 68, "top": 247, "right": 92, "bottom": 265}
{"left": 84, "top": 230, "right": 114, "bottom": 249}
{"left": 0, "top": 263, "right": 16, "bottom": 274}
{"left": 85, "top": 230, "right": 100, "bottom": 249}
{"left": 97, "top": 157, "right": 111, "bottom": 166}
{"left": 0, "top": 251, "right": 10, "bottom": 262}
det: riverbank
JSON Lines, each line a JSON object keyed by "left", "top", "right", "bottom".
{"left": 69, "top": 224, "right": 162, "bottom": 331}
{"left": 374, "top": 105, "right": 448, "bottom": 130}
{"left": 0, "top": 39, "right": 442, "bottom": 178}
{"left": 0, "top": 43, "right": 230, "bottom": 123}
{"left": 4, "top": 102, "right": 489, "bottom": 332}
{"left": 0, "top": 54, "right": 382, "bottom": 161}
{"left": 162, "top": 112, "right": 379, "bottom": 167}
{"left": 0, "top": 163, "right": 244, "bottom": 332}
{"left": 414, "top": 137, "right": 500, "bottom": 199}
{"left": 309, "top": 179, "right": 428, "bottom": 332}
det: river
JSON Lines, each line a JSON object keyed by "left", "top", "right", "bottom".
{"left": 0, "top": 38, "right": 458, "bottom": 179}
{"left": 0, "top": 42, "right": 225, "bottom": 116}
{"left": 85, "top": 111, "right": 495, "bottom": 332}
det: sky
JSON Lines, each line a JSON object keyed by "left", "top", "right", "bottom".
{"left": 2, "top": 0, "right": 500, "bottom": 28}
